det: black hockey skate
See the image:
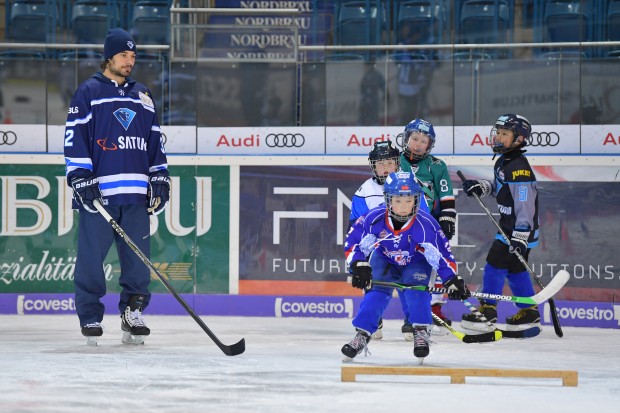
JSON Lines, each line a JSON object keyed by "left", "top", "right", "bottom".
{"left": 341, "top": 329, "right": 371, "bottom": 360}
{"left": 461, "top": 303, "right": 497, "bottom": 332}
{"left": 413, "top": 326, "right": 431, "bottom": 363}
{"left": 81, "top": 322, "right": 103, "bottom": 346}
{"left": 505, "top": 306, "right": 541, "bottom": 331}
{"left": 121, "top": 295, "right": 150, "bottom": 345}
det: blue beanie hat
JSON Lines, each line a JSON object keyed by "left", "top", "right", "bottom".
{"left": 104, "top": 28, "right": 136, "bottom": 60}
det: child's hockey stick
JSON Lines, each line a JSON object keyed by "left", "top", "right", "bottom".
{"left": 456, "top": 170, "right": 565, "bottom": 338}
{"left": 432, "top": 312, "right": 502, "bottom": 343}
{"left": 370, "top": 269, "right": 569, "bottom": 305}
{"left": 94, "top": 200, "right": 245, "bottom": 356}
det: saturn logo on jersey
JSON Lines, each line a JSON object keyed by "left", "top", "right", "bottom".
{"left": 113, "top": 108, "right": 136, "bottom": 131}
{"left": 97, "top": 138, "right": 118, "bottom": 151}
{"left": 97, "top": 136, "right": 147, "bottom": 151}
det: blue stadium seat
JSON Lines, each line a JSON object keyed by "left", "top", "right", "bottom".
{"left": 396, "top": 1, "right": 444, "bottom": 58}
{"left": 607, "top": 0, "right": 620, "bottom": 56}
{"left": 544, "top": 0, "right": 593, "bottom": 42}
{"left": 459, "top": 0, "right": 511, "bottom": 43}
{"left": 458, "top": 0, "right": 512, "bottom": 57}
{"left": 335, "top": 1, "right": 384, "bottom": 46}
{"left": 542, "top": 0, "right": 594, "bottom": 56}
{"left": 131, "top": 1, "right": 170, "bottom": 45}
{"left": 72, "top": 1, "right": 112, "bottom": 44}
{"left": 8, "top": 0, "right": 57, "bottom": 43}
{"left": 607, "top": 0, "right": 620, "bottom": 40}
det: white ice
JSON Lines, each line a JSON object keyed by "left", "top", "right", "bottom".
{"left": 1, "top": 315, "right": 619, "bottom": 413}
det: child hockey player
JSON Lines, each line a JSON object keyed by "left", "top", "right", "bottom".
{"left": 342, "top": 172, "right": 470, "bottom": 362}
{"left": 460, "top": 114, "right": 541, "bottom": 331}
{"left": 347, "top": 141, "right": 431, "bottom": 340}
{"left": 400, "top": 118, "right": 456, "bottom": 328}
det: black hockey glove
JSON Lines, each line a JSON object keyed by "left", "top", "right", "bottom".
{"left": 462, "top": 179, "right": 491, "bottom": 198}
{"left": 147, "top": 172, "right": 170, "bottom": 216}
{"left": 444, "top": 275, "right": 471, "bottom": 300}
{"left": 509, "top": 229, "right": 530, "bottom": 255}
{"left": 438, "top": 210, "right": 456, "bottom": 240}
{"left": 70, "top": 174, "right": 103, "bottom": 214}
{"left": 351, "top": 261, "right": 372, "bottom": 290}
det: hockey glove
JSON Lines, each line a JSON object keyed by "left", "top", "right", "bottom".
{"left": 462, "top": 179, "right": 492, "bottom": 198}
{"left": 444, "top": 275, "right": 471, "bottom": 300}
{"left": 70, "top": 174, "right": 103, "bottom": 213}
{"left": 509, "top": 229, "right": 530, "bottom": 255}
{"left": 438, "top": 209, "right": 456, "bottom": 240}
{"left": 351, "top": 261, "right": 372, "bottom": 290}
{"left": 147, "top": 172, "right": 170, "bottom": 216}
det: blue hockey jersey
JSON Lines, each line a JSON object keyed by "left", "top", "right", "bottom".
{"left": 64, "top": 72, "right": 168, "bottom": 206}
{"left": 344, "top": 207, "right": 458, "bottom": 283}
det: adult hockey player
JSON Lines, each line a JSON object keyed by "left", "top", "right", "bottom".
{"left": 64, "top": 28, "right": 170, "bottom": 345}
{"left": 400, "top": 118, "right": 456, "bottom": 327}
{"left": 342, "top": 172, "right": 470, "bottom": 362}
{"left": 460, "top": 114, "right": 541, "bottom": 331}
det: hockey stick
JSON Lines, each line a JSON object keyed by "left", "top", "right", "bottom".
{"left": 93, "top": 200, "right": 245, "bottom": 356}
{"left": 460, "top": 299, "right": 541, "bottom": 339}
{"left": 370, "top": 271, "right": 568, "bottom": 305}
{"left": 432, "top": 312, "right": 502, "bottom": 343}
{"left": 456, "top": 170, "right": 565, "bottom": 337}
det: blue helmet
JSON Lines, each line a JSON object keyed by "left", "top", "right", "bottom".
{"left": 383, "top": 171, "right": 423, "bottom": 222}
{"left": 402, "top": 118, "right": 436, "bottom": 161}
{"left": 490, "top": 114, "right": 531, "bottom": 154}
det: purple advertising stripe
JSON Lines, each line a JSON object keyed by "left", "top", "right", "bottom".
{"left": 2, "top": 294, "right": 618, "bottom": 329}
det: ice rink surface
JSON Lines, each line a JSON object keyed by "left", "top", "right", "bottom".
{"left": 1, "top": 314, "right": 619, "bottom": 413}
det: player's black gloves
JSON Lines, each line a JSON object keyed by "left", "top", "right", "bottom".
{"left": 444, "top": 275, "right": 471, "bottom": 300}
{"left": 438, "top": 210, "right": 456, "bottom": 240}
{"left": 147, "top": 172, "right": 170, "bottom": 216}
{"left": 70, "top": 173, "right": 103, "bottom": 213}
{"left": 462, "top": 179, "right": 492, "bottom": 198}
{"left": 351, "top": 261, "right": 372, "bottom": 290}
{"left": 509, "top": 229, "right": 530, "bottom": 254}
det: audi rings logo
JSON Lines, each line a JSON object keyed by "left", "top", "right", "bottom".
{"left": 265, "top": 133, "right": 305, "bottom": 148}
{"left": 527, "top": 131, "right": 560, "bottom": 147}
{"left": 160, "top": 132, "right": 168, "bottom": 146}
{"left": 0, "top": 131, "right": 17, "bottom": 145}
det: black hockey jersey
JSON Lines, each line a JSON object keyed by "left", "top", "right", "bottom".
{"left": 492, "top": 150, "right": 540, "bottom": 248}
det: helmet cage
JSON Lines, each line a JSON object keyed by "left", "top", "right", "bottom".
{"left": 385, "top": 192, "right": 421, "bottom": 222}
{"left": 368, "top": 141, "right": 400, "bottom": 184}
{"left": 491, "top": 114, "right": 531, "bottom": 154}
{"left": 383, "top": 172, "right": 422, "bottom": 222}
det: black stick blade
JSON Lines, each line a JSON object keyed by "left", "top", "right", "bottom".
{"left": 221, "top": 338, "right": 246, "bottom": 356}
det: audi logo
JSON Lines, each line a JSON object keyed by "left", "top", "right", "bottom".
{"left": 0, "top": 131, "right": 17, "bottom": 145}
{"left": 160, "top": 132, "right": 168, "bottom": 145}
{"left": 395, "top": 132, "right": 405, "bottom": 148}
{"left": 265, "top": 133, "right": 305, "bottom": 148}
{"left": 527, "top": 131, "right": 560, "bottom": 147}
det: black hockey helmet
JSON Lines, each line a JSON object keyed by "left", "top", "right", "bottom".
{"left": 490, "top": 114, "right": 532, "bottom": 154}
{"left": 368, "top": 140, "right": 400, "bottom": 184}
